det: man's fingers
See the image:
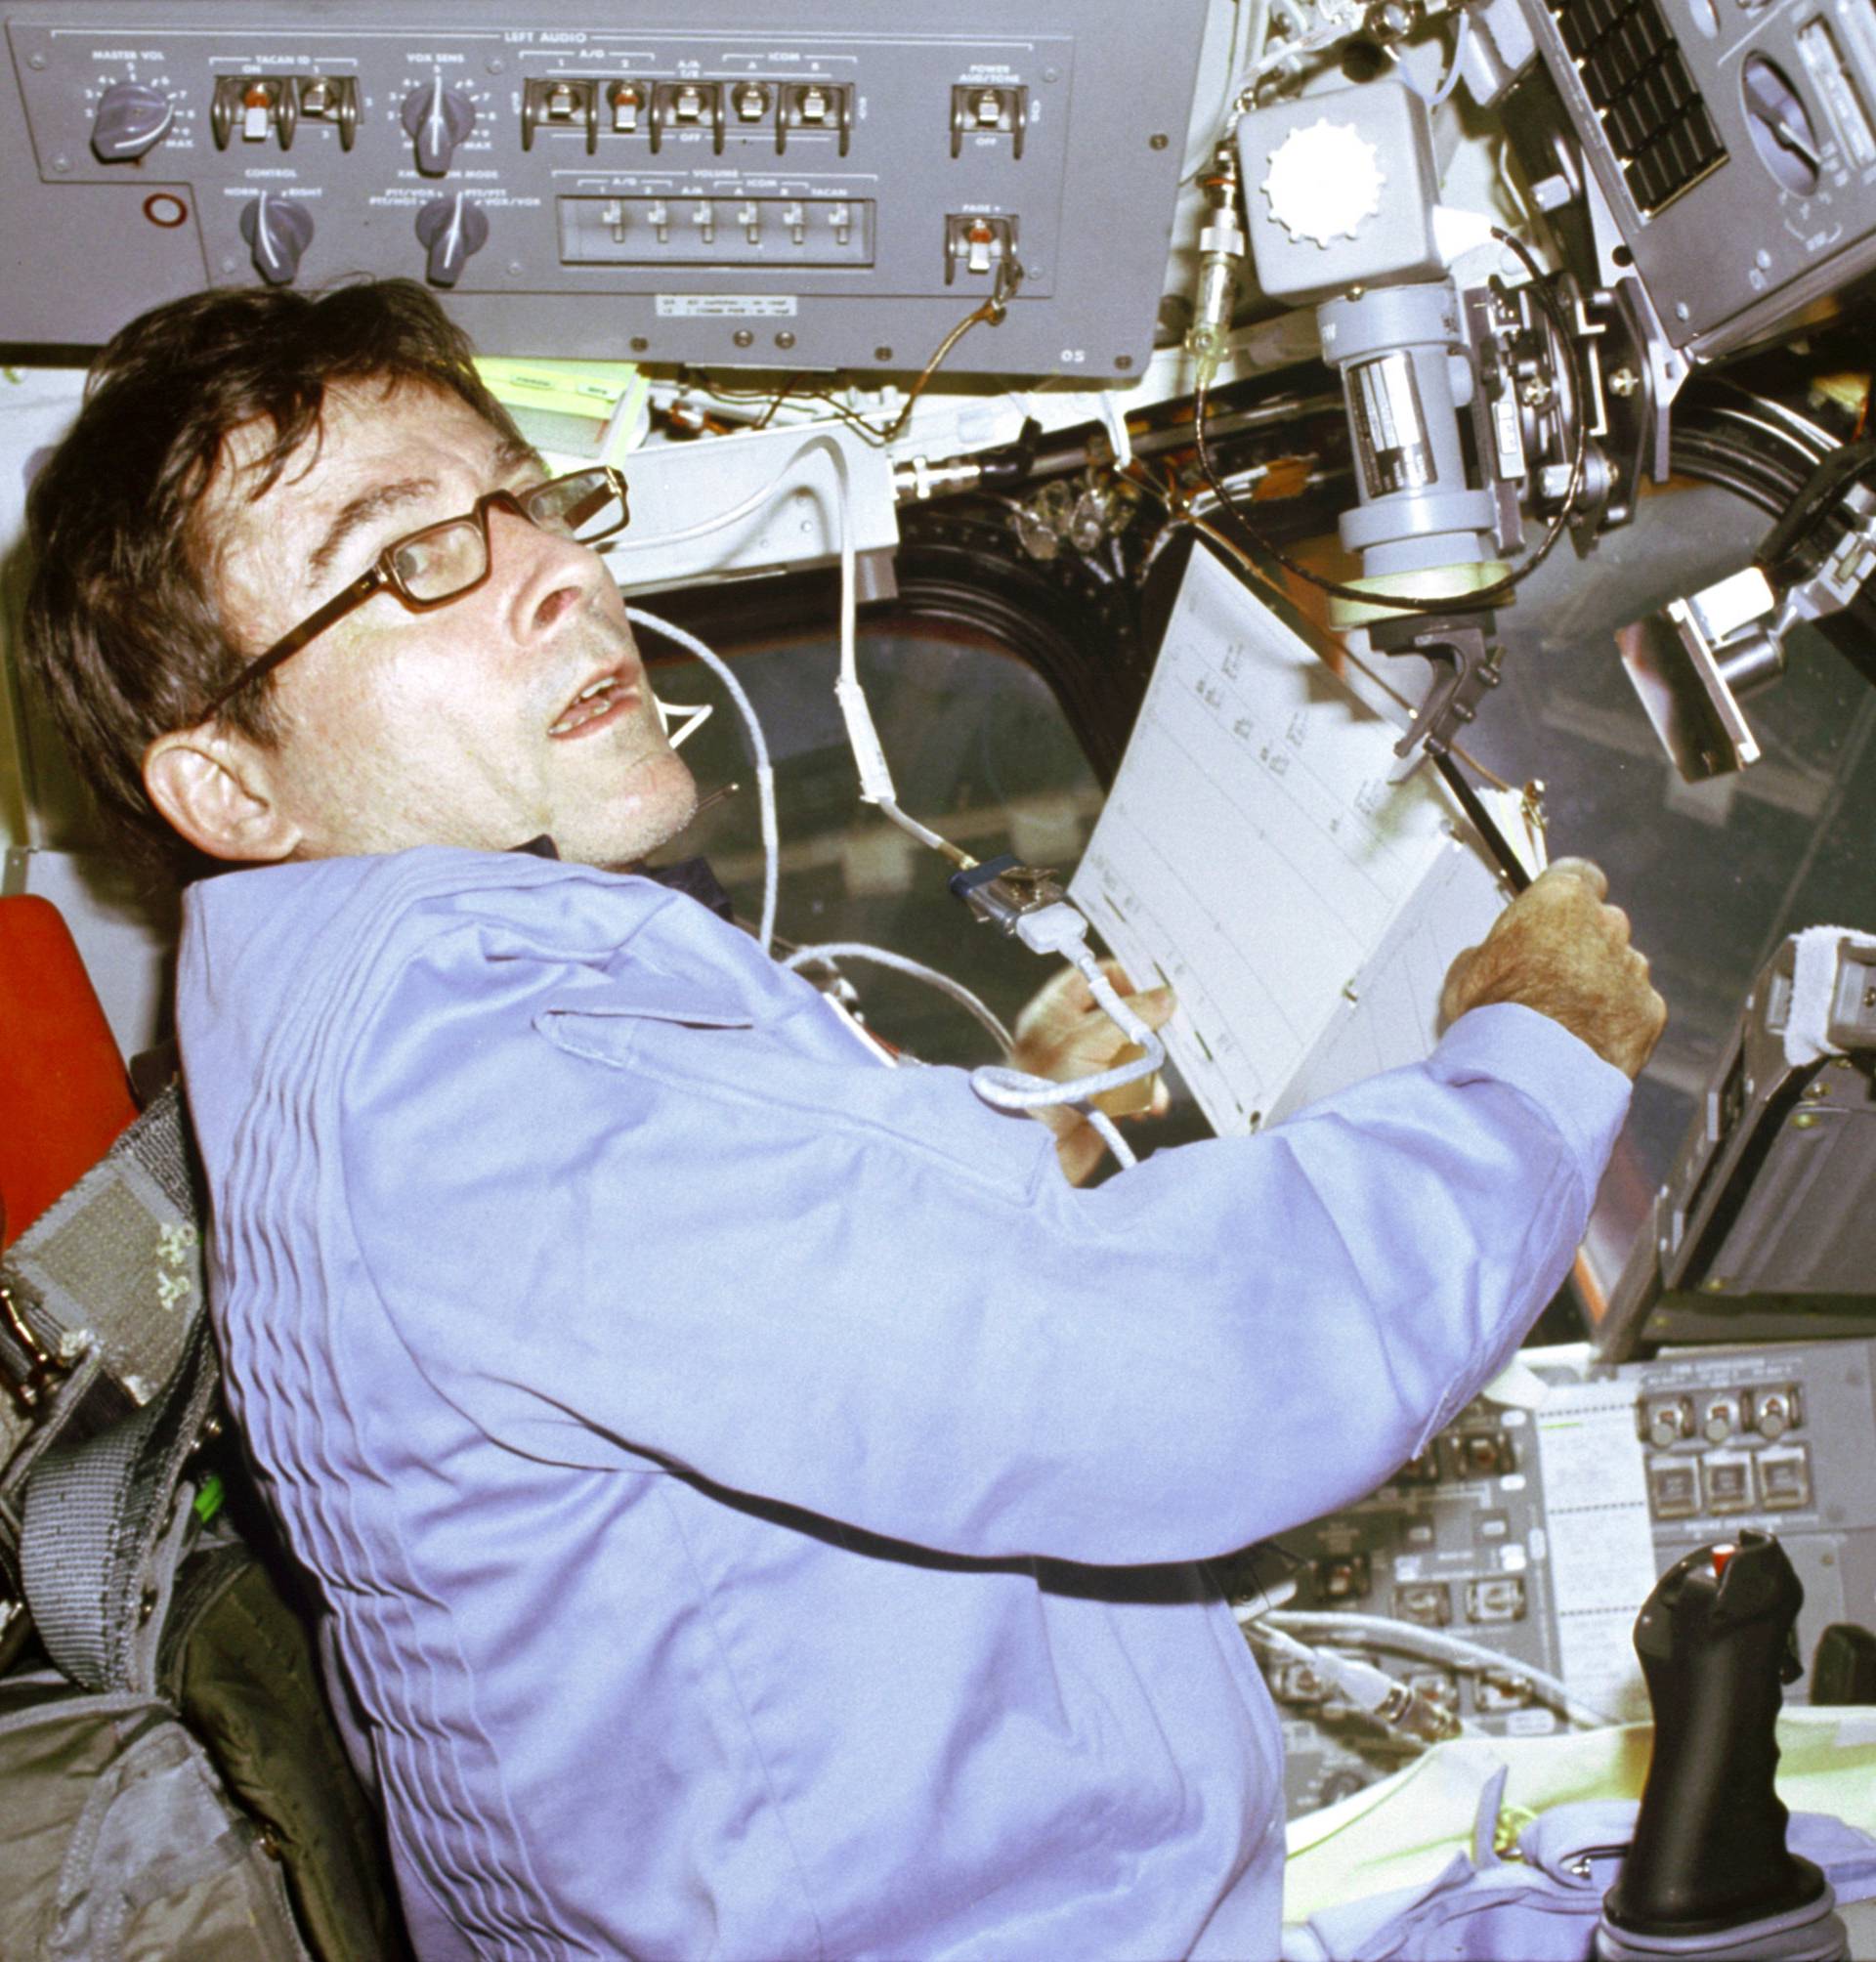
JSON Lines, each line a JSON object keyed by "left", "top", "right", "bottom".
{"left": 1125, "top": 984, "right": 1178, "bottom": 1031}
{"left": 1440, "top": 944, "right": 1479, "bottom": 1025}
{"left": 1538, "top": 855, "right": 1609, "bottom": 901}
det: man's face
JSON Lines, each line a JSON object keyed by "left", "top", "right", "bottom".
{"left": 202, "top": 377, "right": 696, "bottom": 866}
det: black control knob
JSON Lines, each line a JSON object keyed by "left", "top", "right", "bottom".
{"left": 402, "top": 79, "right": 476, "bottom": 177}
{"left": 415, "top": 192, "right": 489, "bottom": 288}
{"left": 91, "top": 80, "right": 175, "bottom": 162}
{"left": 1597, "top": 1531, "right": 1848, "bottom": 1960}
{"left": 239, "top": 192, "right": 315, "bottom": 285}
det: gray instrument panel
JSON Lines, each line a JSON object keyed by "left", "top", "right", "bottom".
{"left": 1, "top": 1, "right": 1207, "bottom": 373}
{"left": 1517, "top": 0, "right": 1876, "bottom": 358}
{"left": 1259, "top": 1337, "right": 1876, "bottom": 1817}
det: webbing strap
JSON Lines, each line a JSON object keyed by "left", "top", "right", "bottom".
{"left": 21, "top": 1314, "right": 219, "bottom": 1693}
{"left": 2, "top": 1088, "right": 221, "bottom": 1694}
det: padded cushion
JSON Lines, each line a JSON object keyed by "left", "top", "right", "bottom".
{"left": 0, "top": 895, "right": 137, "bottom": 1248}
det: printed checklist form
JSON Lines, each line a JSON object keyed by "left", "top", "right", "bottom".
{"left": 1069, "top": 544, "right": 1534, "bottom": 1134}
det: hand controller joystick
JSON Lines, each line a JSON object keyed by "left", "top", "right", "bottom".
{"left": 1596, "top": 1529, "right": 1848, "bottom": 1961}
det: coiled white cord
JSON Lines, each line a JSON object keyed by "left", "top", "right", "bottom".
{"left": 968, "top": 943, "right": 1168, "bottom": 1170}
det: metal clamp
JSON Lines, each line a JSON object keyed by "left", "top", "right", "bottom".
{"left": 0, "top": 1277, "right": 68, "bottom": 1415}
{"left": 1369, "top": 612, "right": 1505, "bottom": 762}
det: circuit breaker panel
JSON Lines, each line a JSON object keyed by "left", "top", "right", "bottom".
{"left": 1257, "top": 1337, "right": 1876, "bottom": 1818}
{"left": 1, "top": 0, "right": 1207, "bottom": 373}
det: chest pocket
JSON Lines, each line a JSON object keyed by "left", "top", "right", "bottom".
{"left": 535, "top": 965, "right": 1052, "bottom": 1202}
{"left": 533, "top": 959, "right": 758, "bottom": 1068}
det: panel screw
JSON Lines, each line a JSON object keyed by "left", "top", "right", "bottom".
{"left": 1149, "top": 132, "right": 1170, "bottom": 149}
{"left": 1607, "top": 366, "right": 1640, "bottom": 397}
{"left": 874, "top": 345, "right": 893, "bottom": 361}
{"left": 1115, "top": 354, "right": 1133, "bottom": 370}
{"left": 29, "top": 51, "right": 47, "bottom": 69}
{"left": 776, "top": 329, "right": 795, "bottom": 349}
{"left": 488, "top": 57, "right": 505, "bottom": 75}
{"left": 733, "top": 328, "right": 754, "bottom": 348}
{"left": 51, "top": 153, "right": 70, "bottom": 173}
{"left": 630, "top": 336, "right": 649, "bottom": 352}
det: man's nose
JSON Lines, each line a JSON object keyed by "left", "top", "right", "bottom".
{"left": 489, "top": 501, "right": 600, "bottom": 632}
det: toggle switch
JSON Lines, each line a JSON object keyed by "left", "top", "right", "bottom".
{"left": 944, "top": 212, "right": 1017, "bottom": 285}
{"left": 609, "top": 81, "right": 645, "bottom": 133}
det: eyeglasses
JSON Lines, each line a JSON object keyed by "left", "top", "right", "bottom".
{"left": 198, "top": 464, "right": 630, "bottom": 720}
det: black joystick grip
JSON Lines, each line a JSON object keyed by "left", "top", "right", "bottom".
{"left": 1599, "top": 1530, "right": 1845, "bottom": 1960}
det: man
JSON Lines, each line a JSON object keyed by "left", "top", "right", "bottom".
{"left": 22, "top": 278, "right": 1663, "bottom": 1959}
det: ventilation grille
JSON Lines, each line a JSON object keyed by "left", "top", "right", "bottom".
{"left": 1552, "top": 0, "right": 1728, "bottom": 213}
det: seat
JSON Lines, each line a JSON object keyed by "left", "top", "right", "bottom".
{"left": 0, "top": 894, "right": 138, "bottom": 1251}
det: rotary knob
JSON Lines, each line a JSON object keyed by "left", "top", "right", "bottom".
{"left": 1260, "top": 118, "right": 1386, "bottom": 248}
{"left": 402, "top": 79, "right": 477, "bottom": 176}
{"left": 91, "top": 80, "right": 175, "bottom": 162}
{"left": 239, "top": 192, "right": 315, "bottom": 285}
{"left": 415, "top": 192, "right": 490, "bottom": 287}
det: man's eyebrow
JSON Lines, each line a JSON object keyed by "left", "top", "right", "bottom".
{"left": 492, "top": 434, "right": 544, "bottom": 478}
{"left": 304, "top": 476, "right": 438, "bottom": 592}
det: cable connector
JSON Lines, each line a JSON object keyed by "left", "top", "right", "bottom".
{"left": 951, "top": 861, "right": 1090, "bottom": 959}
{"left": 949, "top": 856, "right": 1071, "bottom": 935}
{"left": 1188, "top": 141, "right": 1248, "bottom": 391}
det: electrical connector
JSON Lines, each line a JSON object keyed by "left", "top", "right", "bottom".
{"left": 1187, "top": 140, "right": 1248, "bottom": 391}
{"left": 949, "top": 856, "right": 1071, "bottom": 934}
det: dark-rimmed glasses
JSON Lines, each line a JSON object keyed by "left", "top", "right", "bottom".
{"left": 198, "top": 464, "right": 630, "bottom": 720}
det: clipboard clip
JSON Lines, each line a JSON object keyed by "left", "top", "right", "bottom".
{"left": 1369, "top": 612, "right": 1504, "bottom": 765}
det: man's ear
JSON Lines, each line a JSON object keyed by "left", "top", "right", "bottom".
{"left": 143, "top": 726, "right": 303, "bottom": 865}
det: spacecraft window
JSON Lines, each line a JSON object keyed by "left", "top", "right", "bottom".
{"left": 652, "top": 616, "right": 1120, "bottom": 1068}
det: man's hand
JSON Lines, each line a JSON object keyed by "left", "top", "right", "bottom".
{"left": 1010, "top": 962, "right": 1178, "bottom": 1184}
{"left": 1440, "top": 857, "right": 1666, "bottom": 1079}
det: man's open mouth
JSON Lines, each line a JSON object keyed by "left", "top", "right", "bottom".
{"left": 550, "top": 668, "right": 634, "bottom": 738}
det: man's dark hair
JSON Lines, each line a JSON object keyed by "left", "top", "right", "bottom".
{"left": 20, "top": 278, "right": 524, "bottom": 878}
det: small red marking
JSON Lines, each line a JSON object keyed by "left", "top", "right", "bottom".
{"left": 1712, "top": 1544, "right": 1736, "bottom": 1576}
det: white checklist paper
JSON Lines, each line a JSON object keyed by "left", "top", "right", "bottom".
{"left": 1535, "top": 1383, "right": 1657, "bottom": 1723}
{"left": 1069, "top": 544, "right": 1525, "bottom": 1133}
